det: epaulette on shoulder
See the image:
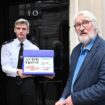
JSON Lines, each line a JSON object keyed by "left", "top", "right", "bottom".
{"left": 3, "top": 39, "right": 14, "bottom": 45}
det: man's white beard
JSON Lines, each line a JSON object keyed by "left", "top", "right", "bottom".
{"left": 78, "top": 31, "right": 95, "bottom": 46}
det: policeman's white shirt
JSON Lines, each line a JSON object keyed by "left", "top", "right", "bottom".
{"left": 1, "top": 38, "right": 39, "bottom": 77}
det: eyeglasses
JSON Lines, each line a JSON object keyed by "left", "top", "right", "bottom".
{"left": 74, "top": 20, "right": 91, "bottom": 30}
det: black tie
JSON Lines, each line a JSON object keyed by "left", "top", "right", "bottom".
{"left": 16, "top": 43, "right": 23, "bottom": 85}
{"left": 17, "top": 43, "right": 23, "bottom": 69}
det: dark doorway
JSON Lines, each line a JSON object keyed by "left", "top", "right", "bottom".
{"left": 8, "top": 0, "right": 70, "bottom": 82}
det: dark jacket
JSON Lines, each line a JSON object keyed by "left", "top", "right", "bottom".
{"left": 62, "top": 35, "right": 105, "bottom": 105}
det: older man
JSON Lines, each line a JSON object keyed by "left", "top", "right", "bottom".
{"left": 55, "top": 10, "right": 105, "bottom": 105}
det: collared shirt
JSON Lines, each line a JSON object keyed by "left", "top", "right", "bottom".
{"left": 1, "top": 38, "right": 39, "bottom": 77}
{"left": 70, "top": 37, "right": 96, "bottom": 93}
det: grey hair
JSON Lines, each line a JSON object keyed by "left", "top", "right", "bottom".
{"left": 14, "top": 18, "right": 30, "bottom": 29}
{"left": 74, "top": 10, "right": 99, "bottom": 34}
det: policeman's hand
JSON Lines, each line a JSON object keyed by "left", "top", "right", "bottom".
{"left": 45, "top": 75, "right": 55, "bottom": 79}
{"left": 17, "top": 69, "right": 32, "bottom": 79}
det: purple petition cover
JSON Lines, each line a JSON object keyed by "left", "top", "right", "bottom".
{"left": 23, "top": 50, "right": 54, "bottom": 75}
